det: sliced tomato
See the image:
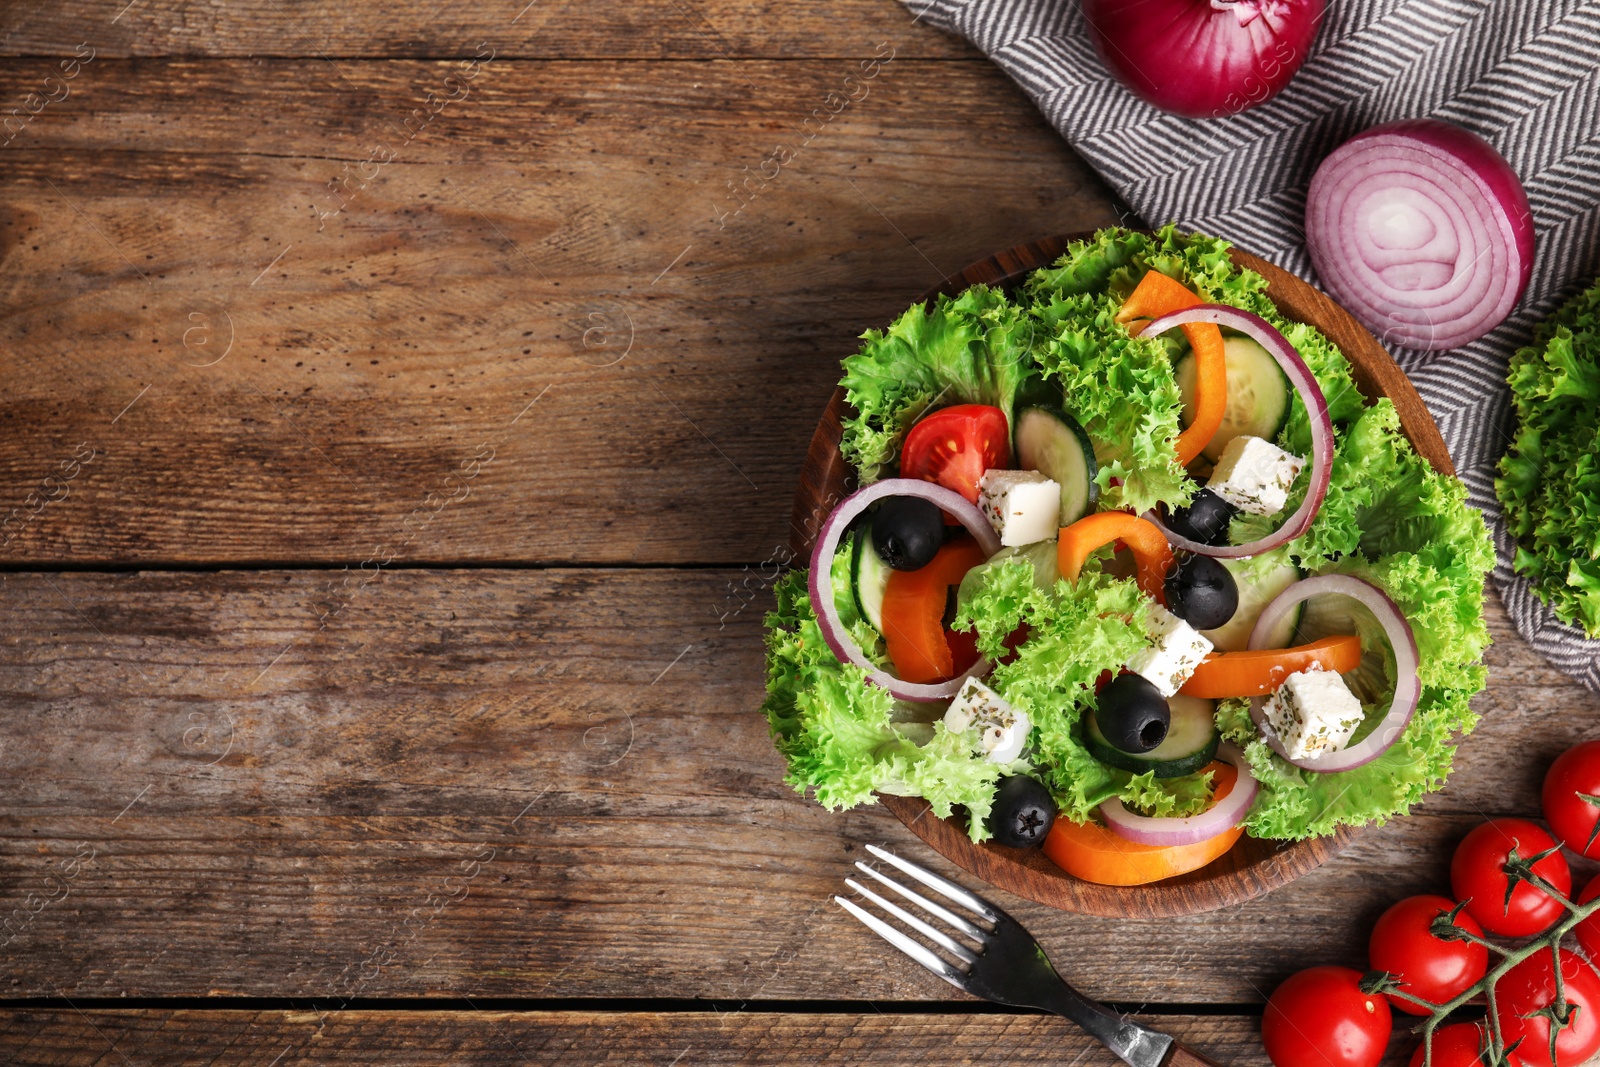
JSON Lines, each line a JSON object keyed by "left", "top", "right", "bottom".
{"left": 1057, "top": 511, "right": 1174, "bottom": 603}
{"left": 1042, "top": 762, "right": 1243, "bottom": 886}
{"left": 880, "top": 538, "right": 989, "bottom": 684}
{"left": 900, "top": 405, "right": 1011, "bottom": 504}
{"left": 1115, "top": 270, "right": 1227, "bottom": 466}
{"left": 1178, "top": 634, "right": 1363, "bottom": 698}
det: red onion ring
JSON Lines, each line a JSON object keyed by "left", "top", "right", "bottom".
{"left": 1098, "top": 742, "right": 1258, "bottom": 847}
{"left": 1306, "top": 119, "right": 1534, "bottom": 351}
{"left": 1246, "top": 574, "right": 1420, "bottom": 772}
{"left": 1140, "top": 305, "right": 1333, "bottom": 558}
{"left": 806, "top": 478, "right": 1001, "bottom": 703}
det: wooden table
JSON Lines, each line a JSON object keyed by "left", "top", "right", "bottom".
{"left": 0, "top": 3, "right": 1593, "bottom": 1064}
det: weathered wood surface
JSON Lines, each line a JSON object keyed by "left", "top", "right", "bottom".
{"left": 0, "top": 58, "right": 1117, "bottom": 566}
{"left": 0, "top": 568, "right": 1589, "bottom": 1001}
{"left": 0, "top": 1010, "right": 1306, "bottom": 1067}
{"left": 0, "top": 2, "right": 975, "bottom": 59}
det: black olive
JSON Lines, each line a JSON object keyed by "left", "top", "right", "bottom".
{"left": 1165, "top": 488, "right": 1237, "bottom": 546}
{"left": 871, "top": 496, "right": 944, "bottom": 571}
{"left": 986, "top": 775, "right": 1057, "bottom": 849}
{"left": 1164, "top": 552, "right": 1239, "bottom": 630}
{"left": 1095, "top": 673, "right": 1170, "bottom": 753}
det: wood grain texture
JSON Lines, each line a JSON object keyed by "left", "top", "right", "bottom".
{"left": 790, "top": 235, "right": 1450, "bottom": 917}
{"left": 0, "top": 1010, "right": 1333, "bottom": 1067}
{"left": 0, "top": 568, "right": 1589, "bottom": 1000}
{"left": 0, "top": 2, "right": 974, "bottom": 59}
{"left": 0, "top": 59, "right": 1119, "bottom": 567}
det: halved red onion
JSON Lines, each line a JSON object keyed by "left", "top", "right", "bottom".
{"left": 1098, "top": 742, "right": 1258, "bottom": 847}
{"left": 1306, "top": 119, "right": 1534, "bottom": 351}
{"left": 807, "top": 478, "right": 1001, "bottom": 703}
{"left": 1246, "top": 574, "right": 1420, "bottom": 772}
{"left": 1141, "top": 305, "right": 1333, "bottom": 559}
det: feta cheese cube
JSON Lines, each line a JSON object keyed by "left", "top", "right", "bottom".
{"left": 1126, "top": 605, "right": 1213, "bottom": 698}
{"left": 978, "top": 469, "right": 1061, "bottom": 547}
{"left": 1261, "top": 668, "right": 1367, "bottom": 760}
{"left": 944, "top": 677, "right": 1030, "bottom": 763}
{"left": 1206, "top": 435, "right": 1306, "bottom": 516}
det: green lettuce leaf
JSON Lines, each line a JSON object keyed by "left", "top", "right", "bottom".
{"left": 761, "top": 570, "right": 1010, "bottom": 839}
{"left": 839, "top": 284, "right": 1036, "bottom": 483}
{"left": 1220, "top": 402, "right": 1492, "bottom": 839}
{"left": 952, "top": 556, "right": 1215, "bottom": 821}
{"left": 1496, "top": 278, "right": 1600, "bottom": 635}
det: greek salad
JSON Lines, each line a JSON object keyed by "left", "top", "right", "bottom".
{"left": 762, "top": 227, "right": 1494, "bottom": 886}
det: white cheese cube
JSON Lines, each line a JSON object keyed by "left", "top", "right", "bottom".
{"left": 978, "top": 469, "right": 1061, "bottom": 548}
{"left": 1125, "top": 605, "right": 1213, "bottom": 698}
{"left": 1261, "top": 668, "right": 1367, "bottom": 760}
{"left": 944, "top": 677, "right": 1030, "bottom": 763}
{"left": 1205, "top": 435, "right": 1306, "bottom": 516}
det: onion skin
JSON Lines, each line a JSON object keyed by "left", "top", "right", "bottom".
{"left": 1246, "top": 574, "right": 1421, "bottom": 772}
{"left": 806, "top": 478, "right": 999, "bottom": 703}
{"left": 1082, "top": 0, "right": 1325, "bottom": 119}
{"left": 1306, "top": 119, "right": 1535, "bottom": 350}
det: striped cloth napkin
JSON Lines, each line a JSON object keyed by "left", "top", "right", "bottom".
{"left": 905, "top": 0, "right": 1600, "bottom": 688}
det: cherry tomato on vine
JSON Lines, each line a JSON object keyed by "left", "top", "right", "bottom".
{"left": 1543, "top": 741, "right": 1600, "bottom": 859}
{"left": 1409, "top": 1023, "right": 1488, "bottom": 1067}
{"left": 1495, "top": 948, "right": 1600, "bottom": 1067}
{"left": 1262, "top": 966, "right": 1392, "bottom": 1067}
{"left": 899, "top": 405, "right": 1011, "bottom": 504}
{"left": 1369, "top": 894, "right": 1489, "bottom": 1015}
{"left": 1572, "top": 877, "right": 1600, "bottom": 966}
{"left": 1451, "top": 819, "right": 1571, "bottom": 937}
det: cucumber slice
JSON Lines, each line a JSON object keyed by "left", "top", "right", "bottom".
{"left": 850, "top": 523, "right": 892, "bottom": 635}
{"left": 1199, "top": 551, "right": 1305, "bottom": 652}
{"left": 1176, "top": 334, "right": 1292, "bottom": 462}
{"left": 1014, "top": 405, "right": 1099, "bottom": 526}
{"left": 1085, "top": 694, "right": 1220, "bottom": 778}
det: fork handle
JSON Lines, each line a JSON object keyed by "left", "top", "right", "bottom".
{"left": 1160, "top": 1042, "right": 1228, "bottom": 1067}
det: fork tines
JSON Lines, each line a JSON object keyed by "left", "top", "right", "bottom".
{"left": 835, "top": 844, "right": 999, "bottom": 989}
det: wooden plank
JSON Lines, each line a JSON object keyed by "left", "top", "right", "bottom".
{"left": 0, "top": 1010, "right": 1311, "bottom": 1067}
{"left": 0, "top": 2, "right": 975, "bottom": 59}
{"left": 0, "top": 58, "right": 1119, "bottom": 566}
{"left": 0, "top": 568, "right": 1591, "bottom": 1000}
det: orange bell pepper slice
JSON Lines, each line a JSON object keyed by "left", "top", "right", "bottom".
{"left": 1057, "top": 511, "right": 1174, "bottom": 604}
{"left": 1116, "top": 270, "right": 1227, "bottom": 466}
{"left": 881, "top": 539, "right": 990, "bottom": 684}
{"left": 1042, "top": 761, "right": 1243, "bottom": 886}
{"left": 1178, "top": 634, "right": 1364, "bottom": 699}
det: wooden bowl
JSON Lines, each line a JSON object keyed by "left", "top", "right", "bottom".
{"left": 788, "top": 234, "right": 1455, "bottom": 918}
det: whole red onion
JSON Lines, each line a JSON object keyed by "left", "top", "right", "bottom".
{"left": 1083, "top": 0, "right": 1325, "bottom": 119}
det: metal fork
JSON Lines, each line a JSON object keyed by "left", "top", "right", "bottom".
{"left": 838, "top": 844, "right": 1222, "bottom": 1067}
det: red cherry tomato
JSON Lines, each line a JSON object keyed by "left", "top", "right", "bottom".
{"left": 1409, "top": 1023, "right": 1488, "bottom": 1067}
{"left": 1573, "top": 877, "right": 1600, "bottom": 965}
{"left": 1262, "top": 966, "right": 1392, "bottom": 1067}
{"left": 899, "top": 404, "right": 1011, "bottom": 504}
{"left": 1369, "top": 894, "right": 1489, "bottom": 1015}
{"left": 1496, "top": 948, "right": 1600, "bottom": 1067}
{"left": 1450, "top": 819, "right": 1571, "bottom": 937}
{"left": 1543, "top": 740, "right": 1600, "bottom": 859}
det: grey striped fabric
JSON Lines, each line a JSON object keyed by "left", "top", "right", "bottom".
{"left": 906, "top": 0, "right": 1600, "bottom": 688}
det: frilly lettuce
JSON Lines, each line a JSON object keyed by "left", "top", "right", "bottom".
{"left": 953, "top": 556, "right": 1216, "bottom": 821}
{"left": 1497, "top": 278, "right": 1600, "bottom": 635}
{"left": 839, "top": 284, "right": 1036, "bottom": 484}
{"left": 761, "top": 569, "right": 1014, "bottom": 839}
{"left": 1223, "top": 401, "right": 1492, "bottom": 839}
